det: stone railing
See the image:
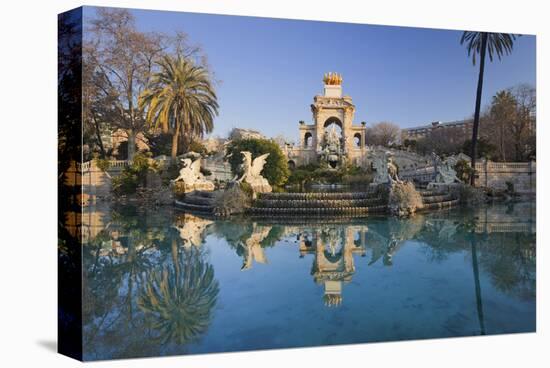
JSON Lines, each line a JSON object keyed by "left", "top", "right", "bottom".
{"left": 78, "top": 159, "right": 128, "bottom": 172}
{"left": 78, "top": 160, "right": 129, "bottom": 198}
{"left": 399, "top": 166, "right": 435, "bottom": 184}
{"left": 399, "top": 160, "right": 536, "bottom": 193}
{"left": 474, "top": 161, "right": 534, "bottom": 171}
{"left": 474, "top": 160, "right": 535, "bottom": 193}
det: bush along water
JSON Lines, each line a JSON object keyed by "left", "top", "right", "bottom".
{"left": 212, "top": 182, "right": 253, "bottom": 217}
{"left": 387, "top": 181, "right": 424, "bottom": 217}
{"left": 112, "top": 153, "right": 159, "bottom": 196}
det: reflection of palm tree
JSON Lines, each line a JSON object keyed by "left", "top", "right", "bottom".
{"left": 137, "top": 249, "right": 219, "bottom": 345}
{"left": 470, "top": 234, "right": 486, "bottom": 335}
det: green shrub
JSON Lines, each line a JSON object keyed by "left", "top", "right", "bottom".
{"left": 453, "top": 159, "right": 474, "bottom": 183}
{"left": 94, "top": 158, "right": 110, "bottom": 172}
{"left": 160, "top": 162, "right": 180, "bottom": 186}
{"left": 187, "top": 140, "right": 208, "bottom": 156}
{"left": 213, "top": 184, "right": 252, "bottom": 216}
{"left": 112, "top": 153, "right": 158, "bottom": 195}
{"left": 287, "top": 163, "right": 371, "bottom": 186}
{"left": 287, "top": 169, "right": 314, "bottom": 187}
{"left": 225, "top": 138, "right": 289, "bottom": 186}
{"left": 505, "top": 181, "right": 516, "bottom": 195}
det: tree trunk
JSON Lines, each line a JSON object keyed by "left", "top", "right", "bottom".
{"left": 171, "top": 122, "right": 181, "bottom": 161}
{"left": 500, "top": 124, "right": 506, "bottom": 161}
{"left": 92, "top": 115, "right": 106, "bottom": 158}
{"left": 470, "top": 33, "right": 488, "bottom": 186}
{"left": 127, "top": 129, "right": 136, "bottom": 161}
{"left": 171, "top": 237, "right": 180, "bottom": 280}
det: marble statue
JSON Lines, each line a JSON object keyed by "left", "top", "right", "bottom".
{"left": 235, "top": 151, "right": 272, "bottom": 193}
{"left": 172, "top": 157, "right": 215, "bottom": 193}
{"left": 387, "top": 157, "right": 402, "bottom": 184}
{"left": 319, "top": 125, "right": 343, "bottom": 168}
{"left": 428, "top": 152, "right": 460, "bottom": 187}
{"left": 371, "top": 152, "right": 401, "bottom": 185}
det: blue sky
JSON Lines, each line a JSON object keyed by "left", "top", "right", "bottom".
{"left": 87, "top": 7, "right": 536, "bottom": 141}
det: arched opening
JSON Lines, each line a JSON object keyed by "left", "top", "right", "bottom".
{"left": 287, "top": 160, "right": 296, "bottom": 170}
{"left": 353, "top": 133, "right": 362, "bottom": 148}
{"left": 323, "top": 116, "right": 343, "bottom": 129}
{"left": 322, "top": 117, "right": 343, "bottom": 169}
{"left": 303, "top": 132, "right": 313, "bottom": 148}
{"left": 323, "top": 118, "right": 343, "bottom": 140}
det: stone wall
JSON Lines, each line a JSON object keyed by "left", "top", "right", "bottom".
{"left": 203, "top": 157, "right": 233, "bottom": 181}
{"left": 400, "top": 160, "right": 536, "bottom": 194}
{"left": 474, "top": 160, "right": 536, "bottom": 193}
{"left": 66, "top": 160, "right": 128, "bottom": 199}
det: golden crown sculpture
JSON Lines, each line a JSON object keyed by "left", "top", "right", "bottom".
{"left": 323, "top": 72, "right": 343, "bottom": 85}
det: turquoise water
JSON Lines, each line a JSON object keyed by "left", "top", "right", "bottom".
{"left": 80, "top": 202, "right": 536, "bottom": 360}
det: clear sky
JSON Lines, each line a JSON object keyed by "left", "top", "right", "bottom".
{"left": 88, "top": 7, "right": 536, "bottom": 141}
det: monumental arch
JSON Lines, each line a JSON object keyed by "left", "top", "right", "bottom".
{"left": 286, "top": 73, "right": 369, "bottom": 169}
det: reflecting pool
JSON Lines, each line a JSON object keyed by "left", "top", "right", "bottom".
{"left": 76, "top": 202, "right": 536, "bottom": 360}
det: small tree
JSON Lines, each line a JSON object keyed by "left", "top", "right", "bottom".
{"left": 462, "top": 138, "right": 496, "bottom": 160}
{"left": 112, "top": 153, "right": 158, "bottom": 195}
{"left": 454, "top": 159, "right": 475, "bottom": 183}
{"left": 366, "top": 121, "right": 401, "bottom": 147}
{"left": 489, "top": 90, "right": 517, "bottom": 161}
{"left": 510, "top": 84, "right": 536, "bottom": 161}
{"left": 225, "top": 138, "right": 290, "bottom": 187}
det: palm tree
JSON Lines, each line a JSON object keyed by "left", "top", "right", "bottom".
{"left": 460, "top": 32, "right": 518, "bottom": 185}
{"left": 140, "top": 54, "right": 219, "bottom": 160}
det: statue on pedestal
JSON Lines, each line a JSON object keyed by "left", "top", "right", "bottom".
{"left": 371, "top": 152, "right": 401, "bottom": 185}
{"left": 234, "top": 151, "right": 272, "bottom": 193}
{"left": 172, "top": 157, "right": 215, "bottom": 193}
{"left": 320, "top": 125, "right": 343, "bottom": 169}
{"left": 429, "top": 152, "right": 460, "bottom": 187}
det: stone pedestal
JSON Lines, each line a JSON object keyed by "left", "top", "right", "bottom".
{"left": 246, "top": 177, "right": 272, "bottom": 194}
{"left": 174, "top": 180, "right": 215, "bottom": 194}
{"left": 323, "top": 84, "right": 342, "bottom": 98}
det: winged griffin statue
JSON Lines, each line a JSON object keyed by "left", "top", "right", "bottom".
{"left": 172, "top": 157, "right": 214, "bottom": 192}
{"left": 233, "top": 151, "right": 272, "bottom": 193}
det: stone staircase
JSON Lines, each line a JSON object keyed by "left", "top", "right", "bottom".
{"left": 174, "top": 191, "right": 215, "bottom": 213}
{"left": 175, "top": 187, "right": 460, "bottom": 217}
{"left": 248, "top": 191, "right": 387, "bottom": 216}
{"left": 418, "top": 189, "right": 460, "bottom": 210}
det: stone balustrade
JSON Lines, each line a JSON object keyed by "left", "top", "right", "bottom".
{"left": 400, "top": 160, "right": 536, "bottom": 193}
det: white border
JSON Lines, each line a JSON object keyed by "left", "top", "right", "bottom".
{"left": 0, "top": 1, "right": 546, "bottom": 367}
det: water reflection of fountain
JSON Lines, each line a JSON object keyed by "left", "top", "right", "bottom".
{"left": 299, "top": 226, "right": 366, "bottom": 307}
{"left": 240, "top": 224, "right": 271, "bottom": 270}
{"left": 173, "top": 213, "right": 213, "bottom": 249}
